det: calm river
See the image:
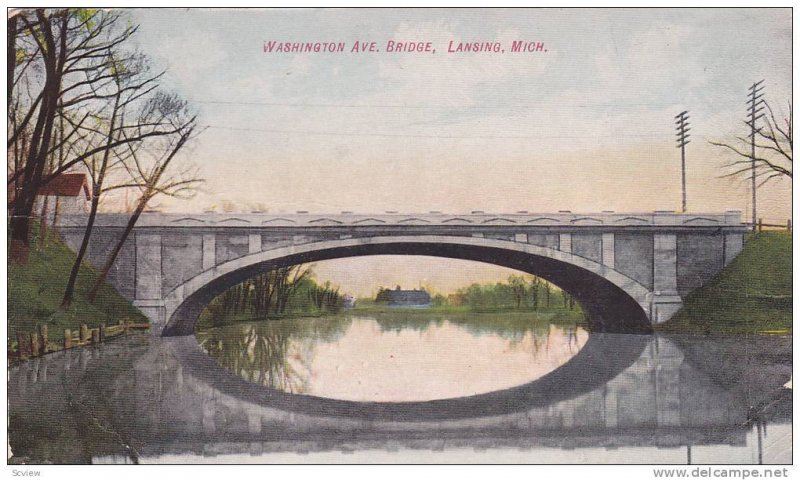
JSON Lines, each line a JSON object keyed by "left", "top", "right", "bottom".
{"left": 7, "top": 312, "right": 792, "bottom": 464}
{"left": 195, "top": 314, "right": 588, "bottom": 401}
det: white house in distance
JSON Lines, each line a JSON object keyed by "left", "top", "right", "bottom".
{"left": 35, "top": 172, "right": 91, "bottom": 226}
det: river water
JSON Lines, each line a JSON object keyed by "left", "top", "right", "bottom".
{"left": 7, "top": 312, "right": 792, "bottom": 464}
{"left": 195, "top": 315, "right": 589, "bottom": 402}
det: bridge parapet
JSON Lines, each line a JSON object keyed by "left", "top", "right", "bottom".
{"left": 57, "top": 210, "right": 746, "bottom": 230}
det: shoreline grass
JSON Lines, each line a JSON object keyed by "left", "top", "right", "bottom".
{"left": 7, "top": 233, "right": 148, "bottom": 352}
{"left": 657, "top": 231, "right": 792, "bottom": 335}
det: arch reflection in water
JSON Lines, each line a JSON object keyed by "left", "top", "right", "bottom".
{"left": 8, "top": 329, "right": 791, "bottom": 464}
{"left": 195, "top": 314, "right": 589, "bottom": 402}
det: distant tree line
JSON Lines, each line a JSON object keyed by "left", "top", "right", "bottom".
{"left": 441, "top": 274, "right": 579, "bottom": 312}
{"left": 202, "top": 265, "right": 343, "bottom": 327}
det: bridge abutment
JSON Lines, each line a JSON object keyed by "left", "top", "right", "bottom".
{"left": 132, "top": 233, "right": 167, "bottom": 333}
{"left": 652, "top": 233, "right": 683, "bottom": 323}
{"left": 724, "top": 233, "right": 744, "bottom": 266}
{"left": 132, "top": 300, "right": 167, "bottom": 334}
{"left": 134, "top": 234, "right": 162, "bottom": 303}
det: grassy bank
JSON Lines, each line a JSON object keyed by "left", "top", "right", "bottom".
{"left": 657, "top": 232, "right": 792, "bottom": 335}
{"left": 196, "top": 302, "right": 587, "bottom": 333}
{"left": 7, "top": 234, "right": 148, "bottom": 348}
{"left": 350, "top": 300, "right": 583, "bottom": 316}
{"left": 349, "top": 299, "right": 472, "bottom": 315}
{"left": 195, "top": 309, "right": 340, "bottom": 331}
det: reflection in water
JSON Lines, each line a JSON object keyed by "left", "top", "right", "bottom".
{"left": 196, "top": 314, "right": 588, "bottom": 401}
{"left": 6, "top": 320, "right": 792, "bottom": 464}
{"left": 196, "top": 316, "right": 352, "bottom": 394}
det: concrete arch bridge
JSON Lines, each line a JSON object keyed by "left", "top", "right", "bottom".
{"left": 56, "top": 210, "right": 746, "bottom": 335}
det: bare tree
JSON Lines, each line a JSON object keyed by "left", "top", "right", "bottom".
{"left": 8, "top": 9, "right": 186, "bottom": 260}
{"left": 711, "top": 99, "right": 793, "bottom": 185}
{"left": 61, "top": 51, "right": 148, "bottom": 306}
{"left": 8, "top": 9, "right": 70, "bottom": 259}
{"left": 86, "top": 98, "right": 200, "bottom": 302}
{"left": 5, "top": 9, "right": 203, "bottom": 306}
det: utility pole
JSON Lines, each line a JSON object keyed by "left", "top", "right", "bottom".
{"left": 675, "top": 110, "right": 691, "bottom": 213}
{"left": 746, "top": 80, "right": 765, "bottom": 230}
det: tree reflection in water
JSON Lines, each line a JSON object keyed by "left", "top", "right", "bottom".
{"left": 372, "top": 311, "right": 586, "bottom": 360}
{"left": 197, "top": 312, "right": 587, "bottom": 395}
{"left": 196, "top": 317, "right": 352, "bottom": 393}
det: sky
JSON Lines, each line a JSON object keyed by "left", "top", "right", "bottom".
{"left": 121, "top": 8, "right": 792, "bottom": 296}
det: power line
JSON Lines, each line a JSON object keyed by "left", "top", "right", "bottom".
{"left": 204, "top": 124, "right": 693, "bottom": 140}
{"left": 192, "top": 99, "right": 687, "bottom": 110}
{"left": 205, "top": 124, "right": 742, "bottom": 140}
{"left": 197, "top": 100, "right": 435, "bottom": 109}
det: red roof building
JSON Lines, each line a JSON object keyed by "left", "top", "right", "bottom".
{"left": 34, "top": 173, "right": 92, "bottom": 224}
{"left": 37, "top": 173, "right": 91, "bottom": 200}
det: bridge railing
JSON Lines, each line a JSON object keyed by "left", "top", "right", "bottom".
{"left": 55, "top": 210, "right": 749, "bottom": 229}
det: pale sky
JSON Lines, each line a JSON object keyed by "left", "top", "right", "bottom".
{"left": 119, "top": 8, "right": 791, "bottom": 296}
{"left": 309, "top": 256, "right": 539, "bottom": 297}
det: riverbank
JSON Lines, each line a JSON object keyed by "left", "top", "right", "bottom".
{"left": 195, "top": 305, "right": 587, "bottom": 335}
{"left": 657, "top": 232, "right": 792, "bottom": 335}
{"left": 349, "top": 302, "right": 585, "bottom": 320}
{"left": 194, "top": 294, "right": 485, "bottom": 331}
{"left": 196, "top": 309, "right": 343, "bottom": 330}
{"left": 7, "top": 235, "right": 148, "bottom": 355}
{"left": 355, "top": 309, "right": 588, "bottom": 335}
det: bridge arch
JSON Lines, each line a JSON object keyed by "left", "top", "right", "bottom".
{"left": 161, "top": 235, "right": 654, "bottom": 336}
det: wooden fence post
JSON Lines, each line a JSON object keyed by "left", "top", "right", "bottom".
{"left": 30, "top": 332, "right": 40, "bottom": 357}
{"left": 91, "top": 329, "right": 100, "bottom": 344}
{"left": 758, "top": 218, "right": 763, "bottom": 232}
{"left": 17, "top": 333, "right": 28, "bottom": 358}
{"left": 39, "top": 324, "right": 48, "bottom": 353}
{"left": 99, "top": 323, "right": 106, "bottom": 342}
{"left": 64, "top": 329, "right": 72, "bottom": 349}
{"left": 80, "top": 324, "right": 89, "bottom": 343}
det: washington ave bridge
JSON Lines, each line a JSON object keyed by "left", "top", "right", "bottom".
{"left": 56, "top": 210, "right": 748, "bottom": 335}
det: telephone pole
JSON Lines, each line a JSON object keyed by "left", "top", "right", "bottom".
{"left": 746, "top": 80, "right": 765, "bottom": 230}
{"left": 675, "top": 110, "right": 690, "bottom": 213}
